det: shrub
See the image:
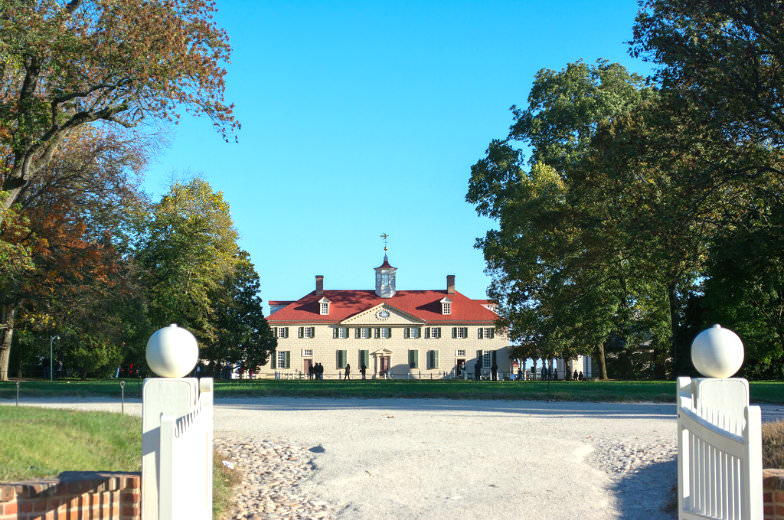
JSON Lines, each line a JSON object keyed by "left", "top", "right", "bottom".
{"left": 762, "top": 420, "right": 784, "bottom": 468}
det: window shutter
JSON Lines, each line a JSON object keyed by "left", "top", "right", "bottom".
{"left": 430, "top": 350, "right": 439, "bottom": 369}
{"left": 355, "top": 327, "right": 360, "bottom": 339}
{"left": 284, "top": 351, "right": 290, "bottom": 369}
{"left": 273, "top": 327, "right": 278, "bottom": 337}
{"left": 417, "top": 327, "right": 422, "bottom": 339}
{"left": 425, "top": 328, "right": 430, "bottom": 339}
{"left": 271, "top": 351, "right": 277, "bottom": 369}
{"left": 492, "top": 350, "right": 497, "bottom": 366}
{"left": 463, "top": 327, "right": 468, "bottom": 339}
{"left": 343, "top": 327, "right": 349, "bottom": 339}
{"left": 490, "top": 329, "right": 495, "bottom": 339}
{"left": 452, "top": 327, "right": 457, "bottom": 339}
{"left": 333, "top": 328, "right": 338, "bottom": 339}
{"left": 310, "top": 327, "right": 315, "bottom": 338}
{"left": 360, "top": 350, "right": 368, "bottom": 367}
{"left": 385, "top": 327, "right": 391, "bottom": 339}
{"left": 476, "top": 350, "right": 483, "bottom": 364}
{"left": 404, "top": 328, "right": 410, "bottom": 339}
{"left": 298, "top": 327, "right": 304, "bottom": 338}
{"left": 478, "top": 328, "right": 483, "bottom": 339}
{"left": 284, "top": 327, "right": 289, "bottom": 338}
{"left": 374, "top": 327, "right": 380, "bottom": 338}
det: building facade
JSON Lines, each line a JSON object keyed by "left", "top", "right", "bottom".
{"left": 263, "top": 256, "right": 510, "bottom": 379}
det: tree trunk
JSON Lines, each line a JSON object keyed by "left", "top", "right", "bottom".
{"left": 667, "top": 282, "right": 680, "bottom": 379}
{"left": 597, "top": 343, "right": 608, "bottom": 380}
{"left": 0, "top": 305, "right": 17, "bottom": 381}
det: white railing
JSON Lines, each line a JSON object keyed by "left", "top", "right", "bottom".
{"left": 677, "top": 376, "right": 762, "bottom": 519}
{"left": 143, "top": 377, "right": 214, "bottom": 520}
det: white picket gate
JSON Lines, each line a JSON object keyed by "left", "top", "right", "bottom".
{"left": 143, "top": 377, "right": 214, "bottom": 520}
{"left": 677, "top": 376, "right": 762, "bottom": 519}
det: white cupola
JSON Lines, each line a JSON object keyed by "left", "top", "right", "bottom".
{"left": 374, "top": 254, "right": 397, "bottom": 298}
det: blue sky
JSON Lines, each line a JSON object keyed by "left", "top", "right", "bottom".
{"left": 142, "top": 1, "right": 653, "bottom": 314}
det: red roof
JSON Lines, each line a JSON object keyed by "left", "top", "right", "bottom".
{"left": 267, "top": 290, "right": 498, "bottom": 324}
{"left": 376, "top": 255, "right": 396, "bottom": 269}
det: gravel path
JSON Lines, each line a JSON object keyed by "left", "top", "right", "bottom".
{"left": 6, "top": 397, "right": 782, "bottom": 520}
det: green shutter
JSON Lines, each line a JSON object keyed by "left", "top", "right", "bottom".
{"left": 478, "top": 328, "right": 483, "bottom": 339}
{"left": 360, "top": 349, "right": 369, "bottom": 367}
{"left": 385, "top": 327, "right": 391, "bottom": 339}
{"left": 425, "top": 328, "right": 430, "bottom": 339}
{"left": 463, "top": 327, "right": 468, "bottom": 339}
{"left": 337, "top": 350, "right": 347, "bottom": 369}
{"left": 490, "top": 329, "right": 495, "bottom": 339}
{"left": 409, "top": 350, "right": 418, "bottom": 369}
{"left": 433, "top": 350, "right": 439, "bottom": 369}
{"left": 452, "top": 327, "right": 457, "bottom": 339}
{"left": 404, "top": 328, "right": 410, "bottom": 339}
{"left": 284, "top": 327, "right": 289, "bottom": 338}
{"left": 273, "top": 327, "right": 278, "bottom": 337}
{"left": 344, "top": 327, "right": 349, "bottom": 339}
{"left": 298, "top": 327, "right": 304, "bottom": 338}
{"left": 417, "top": 327, "right": 422, "bottom": 339}
{"left": 284, "top": 351, "right": 290, "bottom": 369}
{"left": 310, "top": 327, "right": 315, "bottom": 338}
{"left": 333, "top": 328, "right": 338, "bottom": 339}
{"left": 476, "top": 350, "right": 483, "bottom": 366}
{"left": 271, "top": 350, "right": 277, "bottom": 369}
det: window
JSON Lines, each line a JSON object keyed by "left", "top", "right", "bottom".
{"left": 456, "top": 349, "right": 466, "bottom": 357}
{"left": 360, "top": 327, "right": 371, "bottom": 339}
{"left": 380, "top": 327, "right": 390, "bottom": 338}
{"left": 382, "top": 273, "right": 389, "bottom": 285}
{"left": 442, "top": 301, "right": 451, "bottom": 315}
{"left": 408, "top": 349, "right": 419, "bottom": 369}
{"left": 453, "top": 327, "right": 468, "bottom": 339}
{"left": 274, "top": 351, "right": 290, "bottom": 369}
{"left": 478, "top": 327, "right": 495, "bottom": 339}
{"left": 333, "top": 327, "right": 349, "bottom": 339}
{"left": 483, "top": 351, "right": 493, "bottom": 369}
{"left": 404, "top": 327, "right": 421, "bottom": 339}
{"left": 359, "top": 350, "right": 369, "bottom": 368}
{"left": 428, "top": 350, "right": 439, "bottom": 369}
{"left": 320, "top": 302, "right": 329, "bottom": 315}
{"left": 275, "top": 327, "right": 289, "bottom": 338}
{"left": 299, "top": 327, "right": 315, "bottom": 339}
{"left": 302, "top": 349, "right": 313, "bottom": 357}
{"left": 426, "top": 327, "right": 441, "bottom": 339}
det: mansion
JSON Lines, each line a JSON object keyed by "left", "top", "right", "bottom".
{"left": 262, "top": 255, "right": 511, "bottom": 379}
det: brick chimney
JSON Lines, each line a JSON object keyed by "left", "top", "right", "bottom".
{"left": 447, "top": 274, "right": 455, "bottom": 294}
{"left": 315, "top": 275, "right": 324, "bottom": 295}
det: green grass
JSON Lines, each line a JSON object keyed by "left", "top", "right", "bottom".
{"left": 0, "top": 406, "right": 237, "bottom": 518}
{"left": 0, "top": 406, "right": 141, "bottom": 480}
{"left": 2, "top": 378, "right": 783, "bottom": 403}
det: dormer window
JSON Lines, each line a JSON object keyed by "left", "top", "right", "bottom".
{"left": 319, "top": 296, "right": 330, "bottom": 315}
{"left": 440, "top": 297, "right": 452, "bottom": 315}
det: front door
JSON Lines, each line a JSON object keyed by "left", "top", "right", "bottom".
{"left": 379, "top": 356, "right": 390, "bottom": 377}
{"left": 456, "top": 359, "right": 465, "bottom": 377}
{"left": 304, "top": 359, "right": 313, "bottom": 377}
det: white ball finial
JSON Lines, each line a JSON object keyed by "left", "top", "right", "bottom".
{"left": 690, "top": 324, "right": 744, "bottom": 378}
{"left": 146, "top": 324, "right": 199, "bottom": 378}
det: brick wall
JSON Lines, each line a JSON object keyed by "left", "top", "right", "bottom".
{"left": 765, "top": 469, "right": 784, "bottom": 520}
{"left": 0, "top": 472, "right": 140, "bottom": 520}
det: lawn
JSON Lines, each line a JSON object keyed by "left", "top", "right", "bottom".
{"left": 2, "top": 378, "right": 782, "bottom": 403}
{"left": 0, "top": 406, "right": 238, "bottom": 517}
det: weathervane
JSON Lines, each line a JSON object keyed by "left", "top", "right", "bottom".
{"left": 380, "top": 233, "right": 389, "bottom": 253}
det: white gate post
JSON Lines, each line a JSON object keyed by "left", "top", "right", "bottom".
{"left": 141, "top": 324, "right": 213, "bottom": 520}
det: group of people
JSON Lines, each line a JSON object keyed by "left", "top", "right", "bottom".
{"left": 512, "top": 366, "right": 586, "bottom": 381}
{"left": 308, "top": 362, "right": 325, "bottom": 380}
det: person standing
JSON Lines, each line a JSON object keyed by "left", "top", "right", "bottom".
{"left": 345, "top": 363, "right": 351, "bottom": 380}
{"left": 474, "top": 360, "right": 481, "bottom": 381}
{"left": 360, "top": 363, "right": 367, "bottom": 380}
{"left": 491, "top": 362, "right": 498, "bottom": 381}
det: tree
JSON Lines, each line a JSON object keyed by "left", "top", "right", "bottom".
{"left": 0, "top": 127, "right": 150, "bottom": 380}
{"left": 136, "top": 178, "right": 240, "bottom": 345}
{"left": 0, "top": 0, "right": 238, "bottom": 226}
{"left": 204, "top": 251, "right": 276, "bottom": 372}
{"left": 467, "top": 61, "right": 660, "bottom": 379}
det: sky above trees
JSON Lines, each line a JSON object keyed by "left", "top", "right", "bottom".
{"left": 141, "top": 1, "right": 653, "bottom": 311}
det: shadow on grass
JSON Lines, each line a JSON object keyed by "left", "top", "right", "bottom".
{"left": 610, "top": 459, "right": 677, "bottom": 520}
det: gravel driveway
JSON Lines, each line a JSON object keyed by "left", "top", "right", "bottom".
{"left": 5, "top": 396, "right": 782, "bottom": 520}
